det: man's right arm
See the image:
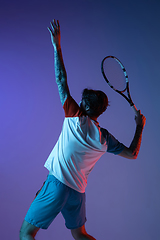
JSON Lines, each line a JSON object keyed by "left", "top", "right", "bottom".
{"left": 118, "top": 110, "right": 146, "bottom": 159}
{"left": 48, "top": 19, "right": 70, "bottom": 106}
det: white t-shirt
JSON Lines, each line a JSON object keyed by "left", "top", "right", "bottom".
{"left": 44, "top": 95, "right": 124, "bottom": 193}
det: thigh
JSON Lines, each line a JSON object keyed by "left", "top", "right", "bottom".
{"left": 61, "top": 189, "right": 86, "bottom": 229}
{"left": 25, "top": 175, "right": 69, "bottom": 229}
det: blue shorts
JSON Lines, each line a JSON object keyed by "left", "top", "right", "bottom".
{"left": 25, "top": 175, "right": 86, "bottom": 229}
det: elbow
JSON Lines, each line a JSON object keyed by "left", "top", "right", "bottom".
{"left": 132, "top": 155, "right": 137, "bottom": 160}
{"left": 127, "top": 150, "right": 138, "bottom": 160}
{"left": 118, "top": 147, "right": 139, "bottom": 160}
{"left": 128, "top": 147, "right": 139, "bottom": 160}
{"left": 131, "top": 152, "right": 138, "bottom": 160}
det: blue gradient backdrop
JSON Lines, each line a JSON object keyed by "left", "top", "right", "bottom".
{"left": 1, "top": 0, "right": 160, "bottom": 239}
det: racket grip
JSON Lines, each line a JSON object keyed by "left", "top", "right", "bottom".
{"left": 131, "top": 104, "right": 138, "bottom": 116}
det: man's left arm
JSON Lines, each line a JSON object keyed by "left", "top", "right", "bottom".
{"left": 48, "top": 19, "right": 70, "bottom": 105}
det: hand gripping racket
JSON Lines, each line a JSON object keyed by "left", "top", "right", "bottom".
{"left": 101, "top": 56, "right": 138, "bottom": 116}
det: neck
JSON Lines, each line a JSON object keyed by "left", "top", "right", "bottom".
{"left": 90, "top": 116, "right": 98, "bottom": 121}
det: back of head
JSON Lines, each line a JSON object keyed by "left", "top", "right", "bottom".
{"left": 82, "top": 88, "right": 109, "bottom": 118}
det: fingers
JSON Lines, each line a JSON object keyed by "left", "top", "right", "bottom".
{"left": 48, "top": 19, "right": 61, "bottom": 48}
{"left": 47, "top": 27, "right": 53, "bottom": 34}
{"left": 136, "top": 110, "right": 141, "bottom": 116}
{"left": 135, "top": 110, "right": 146, "bottom": 127}
{"left": 57, "top": 20, "right": 60, "bottom": 29}
{"left": 47, "top": 19, "right": 60, "bottom": 39}
{"left": 50, "top": 19, "right": 60, "bottom": 32}
{"left": 142, "top": 115, "right": 146, "bottom": 126}
{"left": 135, "top": 110, "right": 141, "bottom": 118}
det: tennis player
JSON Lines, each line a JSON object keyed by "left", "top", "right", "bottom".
{"left": 19, "top": 20, "right": 146, "bottom": 240}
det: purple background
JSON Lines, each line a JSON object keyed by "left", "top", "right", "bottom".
{"left": 1, "top": 0, "right": 160, "bottom": 239}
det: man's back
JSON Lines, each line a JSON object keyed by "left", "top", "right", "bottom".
{"left": 44, "top": 95, "right": 124, "bottom": 193}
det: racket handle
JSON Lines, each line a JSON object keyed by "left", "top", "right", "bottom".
{"left": 131, "top": 104, "right": 138, "bottom": 116}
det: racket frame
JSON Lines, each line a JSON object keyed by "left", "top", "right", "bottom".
{"left": 101, "top": 56, "right": 138, "bottom": 115}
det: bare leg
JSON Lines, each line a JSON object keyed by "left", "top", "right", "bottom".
{"left": 71, "top": 225, "right": 96, "bottom": 240}
{"left": 19, "top": 220, "right": 40, "bottom": 240}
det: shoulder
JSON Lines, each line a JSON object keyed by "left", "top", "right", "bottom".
{"left": 100, "top": 127, "right": 109, "bottom": 140}
{"left": 100, "top": 127, "right": 125, "bottom": 155}
{"left": 63, "top": 95, "right": 84, "bottom": 118}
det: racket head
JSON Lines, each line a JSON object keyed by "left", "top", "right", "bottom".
{"left": 101, "top": 56, "right": 128, "bottom": 92}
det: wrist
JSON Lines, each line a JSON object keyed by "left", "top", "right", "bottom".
{"left": 53, "top": 43, "right": 61, "bottom": 51}
{"left": 136, "top": 124, "right": 144, "bottom": 131}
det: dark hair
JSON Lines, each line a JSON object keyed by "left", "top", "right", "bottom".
{"left": 82, "top": 88, "right": 109, "bottom": 117}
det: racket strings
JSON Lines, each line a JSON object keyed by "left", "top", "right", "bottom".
{"left": 102, "top": 58, "right": 127, "bottom": 92}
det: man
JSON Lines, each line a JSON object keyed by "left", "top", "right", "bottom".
{"left": 20, "top": 20, "right": 146, "bottom": 240}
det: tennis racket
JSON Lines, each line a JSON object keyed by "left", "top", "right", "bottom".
{"left": 101, "top": 56, "right": 138, "bottom": 116}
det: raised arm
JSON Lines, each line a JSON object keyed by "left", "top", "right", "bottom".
{"left": 118, "top": 110, "right": 146, "bottom": 159}
{"left": 48, "top": 19, "right": 70, "bottom": 105}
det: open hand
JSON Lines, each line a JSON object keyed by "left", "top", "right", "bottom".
{"left": 48, "top": 19, "right": 61, "bottom": 49}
